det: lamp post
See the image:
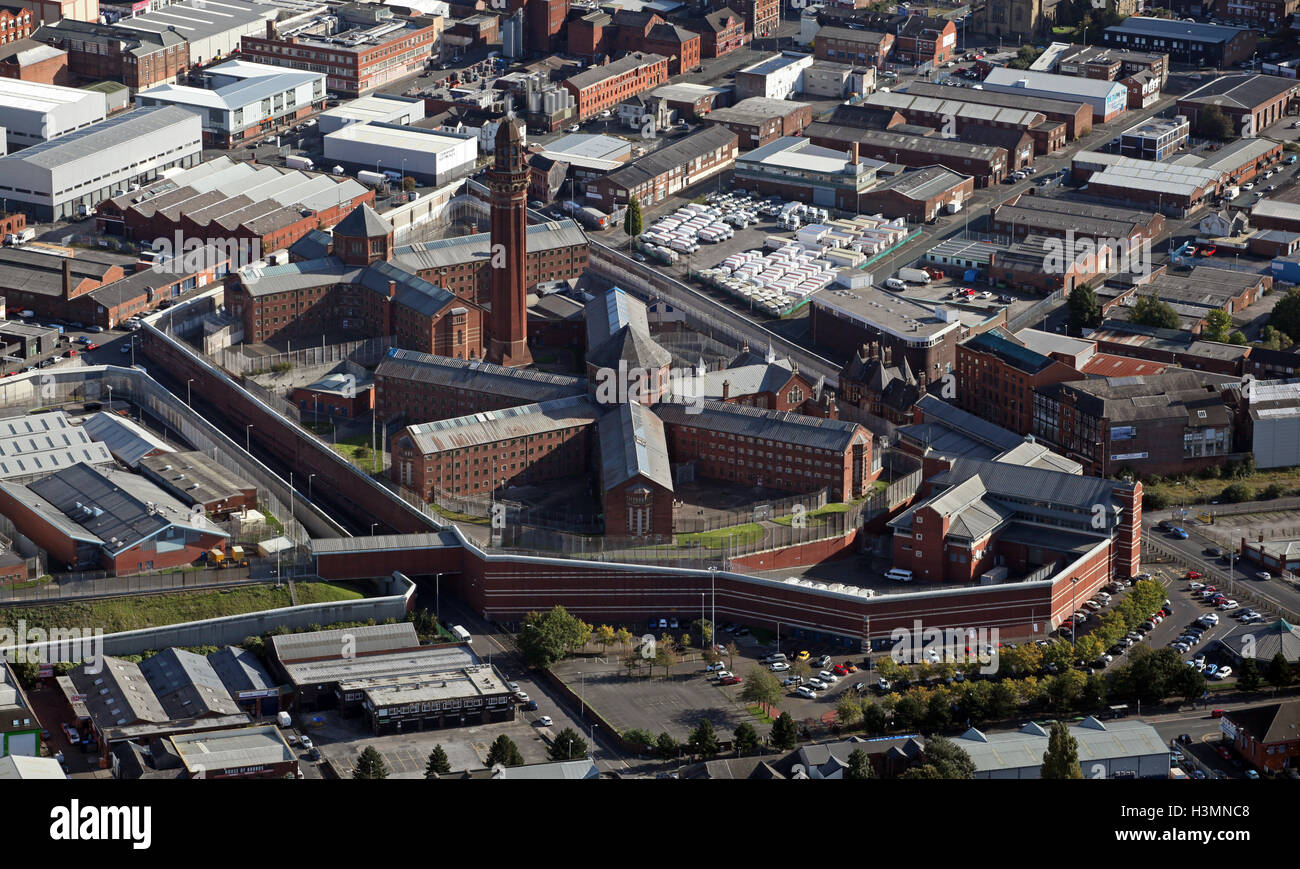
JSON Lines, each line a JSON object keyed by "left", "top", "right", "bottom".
{"left": 1070, "top": 576, "right": 1080, "bottom": 648}
{"left": 370, "top": 522, "right": 379, "bottom": 535}
{"left": 434, "top": 571, "right": 442, "bottom": 625}
{"left": 106, "top": 384, "right": 112, "bottom": 408}
{"left": 186, "top": 378, "right": 194, "bottom": 406}
{"left": 308, "top": 473, "right": 316, "bottom": 502}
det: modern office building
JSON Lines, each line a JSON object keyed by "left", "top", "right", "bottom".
{"left": 1119, "top": 115, "right": 1189, "bottom": 161}
{"left": 1102, "top": 17, "right": 1257, "bottom": 68}
{"left": 733, "top": 136, "right": 884, "bottom": 211}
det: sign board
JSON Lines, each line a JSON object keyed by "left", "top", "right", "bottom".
{"left": 1111, "top": 452, "right": 1148, "bottom": 461}
{"left": 1219, "top": 717, "right": 1237, "bottom": 740}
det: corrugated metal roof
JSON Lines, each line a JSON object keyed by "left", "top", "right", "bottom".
{"left": 955, "top": 718, "right": 1167, "bottom": 773}
{"left": 377, "top": 347, "right": 585, "bottom": 403}
{"left": 0, "top": 105, "right": 198, "bottom": 169}
{"left": 598, "top": 400, "right": 673, "bottom": 493}
{"left": 171, "top": 725, "right": 293, "bottom": 772}
{"left": 81, "top": 411, "right": 174, "bottom": 468}
{"left": 393, "top": 219, "right": 586, "bottom": 272}
{"left": 271, "top": 623, "right": 420, "bottom": 664}
{"left": 405, "top": 395, "right": 602, "bottom": 454}
{"left": 655, "top": 400, "right": 868, "bottom": 451}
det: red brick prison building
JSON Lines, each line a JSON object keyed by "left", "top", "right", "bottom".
{"left": 375, "top": 347, "right": 586, "bottom": 424}
{"left": 674, "top": 344, "right": 830, "bottom": 415}
{"left": 563, "top": 51, "right": 669, "bottom": 121}
{"left": 228, "top": 204, "right": 486, "bottom": 358}
{"left": 598, "top": 400, "right": 675, "bottom": 537}
{"left": 888, "top": 456, "right": 1142, "bottom": 585}
{"left": 392, "top": 394, "right": 604, "bottom": 499}
{"left": 656, "top": 400, "right": 877, "bottom": 502}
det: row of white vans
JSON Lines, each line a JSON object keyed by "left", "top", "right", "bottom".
{"left": 3, "top": 229, "right": 36, "bottom": 246}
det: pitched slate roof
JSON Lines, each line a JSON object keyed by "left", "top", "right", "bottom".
{"left": 655, "top": 400, "right": 868, "bottom": 451}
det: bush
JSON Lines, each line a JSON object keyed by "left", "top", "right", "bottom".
{"left": 1262, "top": 483, "right": 1286, "bottom": 500}
{"left": 1220, "top": 482, "right": 1253, "bottom": 503}
{"left": 1143, "top": 490, "right": 1170, "bottom": 510}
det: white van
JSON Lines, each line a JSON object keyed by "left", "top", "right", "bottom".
{"left": 884, "top": 568, "right": 914, "bottom": 582}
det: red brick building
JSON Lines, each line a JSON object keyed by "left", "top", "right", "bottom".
{"left": 0, "top": 6, "right": 33, "bottom": 44}
{"left": 291, "top": 373, "right": 374, "bottom": 420}
{"left": 34, "top": 20, "right": 188, "bottom": 91}
{"left": 957, "top": 329, "right": 1086, "bottom": 436}
{"left": 726, "top": 0, "right": 779, "bottom": 39}
{"left": 814, "top": 25, "right": 895, "bottom": 69}
{"left": 1212, "top": 0, "right": 1299, "bottom": 29}
{"left": 562, "top": 51, "right": 669, "bottom": 120}
{"left": 571, "top": 10, "right": 700, "bottom": 74}
{"left": 1223, "top": 701, "right": 1300, "bottom": 774}
{"left": 240, "top": 13, "right": 441, "bottom": 96}
{"left": 0, "top": 38, "right": 68, "bottom": 85}
{"left": 599, "top": 401, "right": 675, "bottom": 538}
{"left": 699, "top": 97, "right": 812, "bottom": 148}
{"left": 695, "top": 8, "right": 747, "bottom": 59}
{"left": 1177, "top": 74, "right": 1299, "bottom": 138}
{"left": 892, "top": 15, "right": 957, "bottom": 67}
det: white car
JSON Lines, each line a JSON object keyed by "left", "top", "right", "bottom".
{"left": 769, "top": 662, "right": 790, "bottom": 672}
{"left": 1213, "top": 666, "right": 1232, "bottom": 680}
{"left": 796, "top": 685, "right": 818, "bottom": 699}
{"left": 300, "top": 736, "right": 314, "bottom": 750}
{"left": 514, "top": 691, "right": 530, "bottom": 702}
{"left": 1218, "top": 600, "right": 1239, "bottom": 610}
{"left": 705, "top": 662, "right": 726, "bottom": 672}
{"left": 807, "top": 677, "right": 828, "bottom": 690}
{"left": 536, "top": 716, "right": 553, "bottom": 727}
{"left": 818, "top": 670, "right": 839, "bottom": 684}
{"left": 714, "top": 670, "right": 733, "bottom": 681}
{"left": 979, "top": 290, "right": 994, "bottom": 299}
{"left": 1188, "top": 582, "right": 1205, "bottom": 591}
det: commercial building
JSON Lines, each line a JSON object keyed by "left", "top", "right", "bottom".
{"left": 1220, "top": 701, "right": 1300, "bottom": 775}
{"left": 805, "top": 123, "right": 1009, "bottom": 186}
{"left": 989, "top": 233, "right": 1112, "bottom": 294}
{"left": 813, "top": 25, "right": 894, "bottom": 69}
{"left": 229, "top": 204, "right": 486, "bottom": 357}
{"left": 111, "top": 0, "right": 271, "bottom": 68}
{"left": 136, "top": 60, "right": 325, "bottom": 148}
{"left": 801, "top": 59, "right": 874, "bottom": 100}
{"left": 890, "top": 14, "right": 957, "bottom": 67}
{"left": 562, "top": 51, "right": 669, "bottom": 121}
{"left": 990, "top": 194, "right": 1165, "bottom": 248}
{"left": 695, "top": 8, "right": 747, "bottom": 60}
{"left": 0, "top": 39, "right": 69, "bottom": 87}
{"left": 375, "top": 346, "right": 586, "bottom": 423}
{"left": 647, "top": 82, "right": 731, "bottom": 122}
{"left": 34, "top": 19, "right": 189, "bottom": 92}
{"left": 98, "top": 155, "right": 371, "bottom": 253}
{"left": 725, "top": 0, "right": 779, "bottom": 40}
{"left": 864, "top": 89, "right": 1066, "bottom": 156}
{"left": 585, "top": 125, "right": 737, "bottom": 211}
{"left": 810, "top": 287, "right": 963, "bottom": 390}
{"left": 0, "top": 77, "right": 103, "bottom": 151}
{"left": 1054, "top": 43, "right": 1168, "bottom": 85}
{"left": 734, "top": 52, "right": 814, "bottom": 101}
{"left": 351, "top": 663, "right": 517, "bottom": 734}
{"left": 1071, "top": 151, "right": 1223, "bottom": 216}
{"left": 849, "top": 165, "right": 973, "bottom": 223}
{"left": 953, "top": 718, "right": 1169, "bottom": 779}
{"left": 317, "top": 92, "right": 424, "bottom": 135}
{"left": 1177, "top": 74, "right": 1299, "bottom": 138}
{"left": 1102, "top": 17, "right": 1257, "bottom": 68}
{"left": 0, "top": 104, "right": 202, "bottom": 221}
{"left": 957, "top": 329, "right": 1086, "bottom": 435}
{"left": 733, "top": 136, "right": 884, "bottom": 211}
{"left": 0, "top": 461, "right": 231, "bottom": 573}
{"left": 0, "top": 662, "right": 39, "bottom": 757}
{"left": 169, "top": 726, "right": 298, "bottom": 779}
{"left": 1032, "top": 370, "right": 1237, "bottom": 476}
{"left": 903, "top": 80, "right": 1093, "bottom": 139}
{"left": 699, "top": 96, "right": 813, "bottom": 149}
{"left": 138, "top": 450, "right": 257, "bottom": 515}
{"left": 1120, "top": 115, "right": 1189, "bottom": 162}
{"left": 323, "top": 122, "right": 477, "bottom": 187}
{"left": 239, "top": 8, "right": 442, "bottom": 96}
{"left": 567, "top": 10, "right": 700, "bottom": 75}
{"left": 11, "top": 0, "right": 95, "bottom": 28}
{"left": 979, "top": 67, "right": 1128, "bottom": 123}
{"left": 0, "top": 755, "right": 64, "bottom": 777}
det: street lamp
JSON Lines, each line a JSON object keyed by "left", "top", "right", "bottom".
{"left": 246, "top": 424, "right": 253, "bottom": 453}
{"left": 434, "top": 571, "right": 443, "bottom": 625}
{"left": 370, "top": 522, "right": 379, "bottom": 535}
{"left": 308, "top": 473, "right": 316, "bottom": 501}
{"left": 1070, "top": 576, "right": 1080, "bottom": 647}
{"left": 186, "top": 378, "right": 194, "bottom": 406}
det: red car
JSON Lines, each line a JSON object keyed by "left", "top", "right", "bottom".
{"left": 1186, "top": 570, "right": 1202, "bottom": 579}
{"left": 1204, "top": 586, "right": 1217, "bottom": 594}
{"left": 1201, "top": 244, "right": 1217, "bottom": 256}
{"left": 1216, "top": 745, "right": 1232, "bottom": 760}
{"left": 832, "top": 664, "right": 849, "bottom": 676}
{"left": 1211, "top": 709, "right": 1225, "bottom": 719}
{"left": 85, "top": 343, "right": 98, "bottom": 351}
{"left": 718, "top": 675, "right": 742, "bottom": 686}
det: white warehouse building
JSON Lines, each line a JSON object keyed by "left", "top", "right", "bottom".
{"left": 735, "top": 52, "right": 816, "bottom": 101}
{"left": 0, "top": 79, "right": 107, "bottom": 153}
{"left": 111, "top": 0, "right": 274, "bottom": 67}
{"left": 317, "top": 94, "right": 426, "bottom": 135}
{"left": 323, "top": 122, "right": 477, "bottom": 186}
{"left": 0, "top": 105, "right": 203, "bottom": 221}
{"left": 979, "top": 68, "right": 1129, "bottom": 123}
{"left": 136, "top": 60, "right": 325, "bottom": 148}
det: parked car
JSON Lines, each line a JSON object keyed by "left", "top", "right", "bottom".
{"left": 818, "top": 670, "right": 839, "bottom": 684}
{"left": 1214, "top": 666, "right": 1232, "bottom": 680}
{"left": 807, "top": 678, "right": 828, "bottom": 690}
{"left": 1204, "top": 664, "right": 1219, "bottom": 677}
{"left": 1257, "top": 571, "right": 1272, "bottom": 581}
{"left": 537, "top": 715, "right": 554, "bottom": 727}
{"left": 300, "top": 736, "right": 314, "bottom": 750}
{"left": 769, "top": 662, "right": 790, "bottom": 672}
{"left": 796, "top": 685, "right": 818, "bottom": 699}
{"left": 718, "top": 675, "right": 742, "bottom": 685}
{"left": 817, "top": 655, "right": 832, "bottom": 668}
{"left": 796, "top": 650, "right": 810, "bottom": 661}
{"left": 783, "top": 675, "right": 804, "bottom": 687}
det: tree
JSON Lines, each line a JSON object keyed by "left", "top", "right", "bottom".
{"left": 689, "top": 718, "right": 720, "bottom": 758}
{"left": 847, "top": 748, "right": 875, "bottom": 779}
{"left": 353, "top": 746, "right": 389, "bottom": 779}
{"left": 1047, "top": 668, "right": 1086, "bottom": 711}
{"left": 724, "top": 641, "right": 739, "bottom": 670}
{"left": 1067, "top": 283, "right": 1103, "bottom": 333}
{"left": 862, "top": 702, "right": 889, "bottom": 735}
{"left": 1259, "top": 325, "right": 1293, "bottom": 352}
{"left": 623, "top": 194, "right": 643, "bottom": 238}
{"left": 517, "top": 606, "right": 593, "bottom": 667}
{"left": 1220, "top": 482, "right": 1253, "bottom": 503}
{"left": 8, "top": 660, "right": 38, "bottom": 690}
{"left": 771, "top": 711, "right": 799, "bottom": 750}
{"left": 615, "top": 627, "right": 634, "bottom": 653}
{"left": 741, "top": 667, "right": 784, "bottom": 706}
{"left": 1267, "top": 651, "right": 1294, "bottom": 687}
{"left": 623, "top": 729, "right": 656, "bottom": 753}
{"left": 691, "top": 618, "right": 713, "bottom": 647}
{"left": 425, "top": 745, "right": 451, "bottom": 777}
{"left": 1237, "top": 657, "right": 1262, "bottom": 691}
{"left": 1201, "top": 308, "right": 1233, "bottom": 343}
{"left": 594, "top": 624, "right": 616, "bottom": 655}
{"left": 1228, "top": 330, "right": 1247, "bottom": 345}
{"left": 1041, "top": 721, "right": 1084, "bottom": 778}
{"left": 402, "top": 176, "right": 416, "bottom": 192}
{"left": 920, "top": 736, "right": 976, "bottom": 779}
{"left": 679, "top": 633, "right": 692, "bottom": 650}
{"left": 485, "top": 734, "right": 525, "bottom": 767}
{"left": 875, "top": 655, "right": 902, "bottom": 682}
{"left": 548, "top": 727, "right": 589, "bottom": 761}
{"left": 1195, "top": 104, "right": 1234, "bottom": 140}
{"left": 1082, "top": 673, "right": 1107, "bottom": 709}
{"left": 733, "top": 722, "right": 760, "bottom": 756}
{"left": 899, "top": 763, "right": 943, "bottom": 779}
{"left": 655, "top": 732, "right": 679, "bottom": 759}
{"left": 988, "top": 681, "right": 1018, "bottom": 721}
{"left": 1129, "top": 294, "right": 1180, "bottom": 330}
{"left": 791, "top": 658, "right": 812, "bottom": 680}
{"left": 652, "top": 642, "right": 677, "bottom": 678}
{"left": 1270, "top": 287, "right": 1300, "bottom": 341}
{"left": 925, "top": 690, "right": 953, "bottom": 730}
{"left": 836, "top": 693, "right": 863, "bottom": 730}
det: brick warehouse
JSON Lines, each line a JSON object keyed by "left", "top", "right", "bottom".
{"left": 562, "top": 51, "right": 670, "bottom": 121}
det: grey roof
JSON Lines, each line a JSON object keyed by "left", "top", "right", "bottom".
{"left": 238, "top": 255, "right": 458, "bottom": 318}
{"left": 393, "top": 219, "right": 586, "bottom": 272}
{"left": 655, "top": 400, "right": 868, "bottom": 452}
{"left": 271, "top": 622, "right": 420, "bottom": 664}
{"left": 706, "top": 96, "right": 811, "bottom": 124}
{"left": 982, "top": 67, "right": 1126, "bottom": 101}
{"left": 903, "top": 81, "right": 1090, "bottom": 120}
{"left": 868, "top": 166, "right": 971, "bottom": 201}
{"left": 170, "top": 725, "right": 294, "bottom": 773}
{"left": 74, "top": 656, "right": 170, "bottom": 726}
{"left": 1181, "top": 73, "right": 1298, "bottom": 110}
{"left": 377, "top": 347, "right": 586, "bottom": 405}
{"left": 866, "top": 90, "right": 1045, "bottom": 127}
{"left": 22, "top": 463, "right": 225, "bottom": 555}
{"left": 289, "top": 229, "right": 333, "bottom": 260}
{"left": 139, "top": 648, "right": 243, "bottom": 718}
{"left": 809, "top": 124, "right": 1006, "bottom": 161}
{"left": 1216, "top": 619, "right": 1300, "bottom": 664}
{"left": 598, "top": 400, "right": 673, "bottom": 493}
{"left": 1106, "top": 16, "right": 1253, "bottom": 44}
{"left": 0, "top": 105, "right": 196, "bottom": 170}
{"left": 955, "top": 718, "right": 1167, "bottom": 774}
{"left": 206, "top": 646, "right": 276, "bottom": 694}
{"left": 602, "top": 126, "right": 737, "bottom": 192}
{"left": 333, "top": 202, "right": 393, "bottom": 239}
{"left": 932, "top": 456, "right": 1128, "bottom": 514}
{"left": 0, "top": 441, "right": 113, "bottom": 479}
{"left": 404, "top": 395, "right": 602, "bottom": 455}
{"left": 113, "top": 0, "right": 269, "bottom": 43}
{"left": 907, "top": 394, "right": 1023, "bottom": 452}
{"left": 280, "top": 645, "right": 478, "bottom": 687}
{"left": 138, "top": 450, "right": 255, "bottom": 509}
{"left": 0, "top": 756, "right": 66, "bottom": 779}
{"left": 477, "top": 758, "right": 601, "bottom": 780}
{"left": 995, "top": 441, "right": 1083, "bottom": 475}
{"left": 310, "top": 531, "right": 461, "bottom": 556}
{"left": 81, "top": 411, "right": 173, "bottom": 468}
{"left": 1038, "top": 370, "right": 1236, "bottom": 424}
{"left": 565, "top": 52, "right": 667, "bottom": 91}
{"left": 584, "top": 287, "right": 672, "bottom": 370}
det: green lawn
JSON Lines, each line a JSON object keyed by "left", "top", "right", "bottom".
{"left": 677, "top": 523, "right": 765, "bottom": 548}
{"left": 0, "top": 582, "right": 364, "bottom": 634}
{"left": 771, "top": 502, "right": 850, "bottom": 527}
{"left": 333, "top": 434, "right": 383, "bottom": 474}
{"left": 748, "top": 704, "right": 775, "bottom": 724}
{"left": 430, "top": 503, "right": 491, "bottom": 525}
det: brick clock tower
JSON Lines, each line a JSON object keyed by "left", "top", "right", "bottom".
{"left": 485, "top": 118, "right": 532, "bottom": 368}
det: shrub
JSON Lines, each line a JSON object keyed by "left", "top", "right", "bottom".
{"left": 1262, "top": 483, "right": 1286, "bottom": 500}
{"left": 1220, "top": 482, "right": 1253, "bottom": 503}
{"left": 1143, "top": 490, "right": 1170, "bottom": 510}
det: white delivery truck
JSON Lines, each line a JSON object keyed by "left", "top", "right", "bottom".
{"left": 357, "top": 170, "right": 388, "bottom": 187}
{"left": 277, "top": 711, "right": 292, "bottom": 728}
{"left": 898, "top": 267, "right": 932, "bottom": 284}
{"left": 285, "top": 155, "right": 314, "bottom": 171}
{"left": 452, "top": 625, "right": 472, "bottom": 643}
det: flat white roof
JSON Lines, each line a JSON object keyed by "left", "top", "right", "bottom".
{"left": 319, "top": 94, "right": 422, "bottom": 123}
{"left": 325, "top": 122, "right": 471, "bottom": 150}
{"left": 0, "top": 78, "right": 103, "bottom": 114}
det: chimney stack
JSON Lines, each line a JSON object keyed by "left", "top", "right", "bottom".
{"left": 851, "top": 142, "right": 860, "bottom": 165}
{"left": 722, "top": 379, "right": 730, "bottom": 400}
{"left": 266, "top": 19, "right": 275, "bottom": 39}
{"left": 62, "top": 258, "right": 71, "bottom": 299}
{"left": 387, "top": 280, "right": 397, "bottom": 299}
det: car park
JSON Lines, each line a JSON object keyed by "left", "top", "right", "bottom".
{"left": 783, "top": 675, "right": 804, "bottom": 687}
{"left": 719, "top": 675, "right": 742, "bottom": 685}
{"left": 1219, "top": 600, "right": 1238, "bottom": 610}
{"left": 817, "top": 655, "right": 832, "bottom": 668}
{"left": 796, "top": 685, "right": 818, "bottom": 699}
{"left": 807, "top": 678, "right": 828, "bottom": 690}
{"left": 818, "top": 670, "right": 839, "bottom": 684}
{"left": 796, "top": 650, "right": 810, "bottom": 661}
